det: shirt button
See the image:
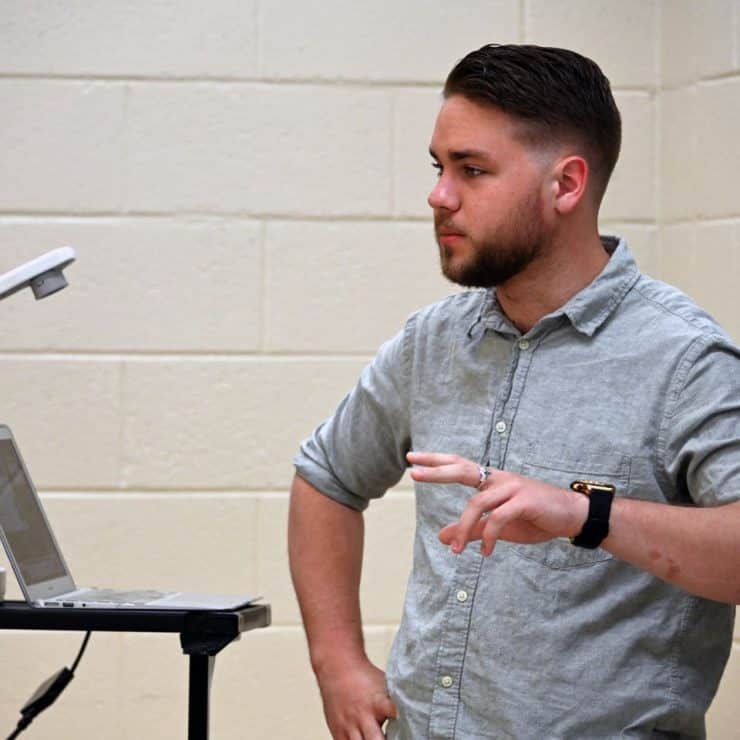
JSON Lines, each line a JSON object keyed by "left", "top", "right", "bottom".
{"left": 518, "top": 339, "right": 530, "bottom": 350}
{"left": 440, "top": 675, "right": 454, "bottom": 688}
{"left": 495, "top": 421, "right": 507, "bottom": 434}
{"left": 456, "top": 590, "right": 468, "bottom": 603}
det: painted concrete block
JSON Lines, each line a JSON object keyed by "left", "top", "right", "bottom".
{"left": 42, "top": 494, "right": 259, "bottom": 595}
{"left": 394, "top": 87, "right": 445, "bottom": 218}
{"left": 125, "top": 83, "right": 393, "bottom": 216}
{"left": 696, "top": 79, "right": 740, "bottom": 218}
{"left": 661, "top": 0, "right": 735, "bottom": 86}
{"left": 0, "top": 81, "right": 125, "bottom": 213}
{"left": 0, "top": 1, "right": 258, "bottom": 78}
{"left": 657, "top": 221, "right": 739, "bottom": 341}
{"left": 601, "top": 93, "right": 656, "bottom": 222}
{"left": 120, "top": 358, "right": 367, "bottom": 490}
{"left": 264, "top": 220, "right": 454, "bottom": 353}
{"left": 659, "top": 87, "right": 698, "bottom": 223}
{"left": 0, "top": 359, "right": 122, "bottom": 488}
{"left": 525, "top": 0, "right": 657, "bottom": 88}
{"left": 0, "top": 631, "right": 124, "bottom": 739}
{"left": 0, "top": 218, "right": 262, "bottom": 351}
{"left": 259, "top": 1, "right": 521, "bottom": 83}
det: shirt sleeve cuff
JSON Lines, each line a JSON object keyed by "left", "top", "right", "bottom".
{"left": 293, "top": 451, "right": 370, "bottom": 512}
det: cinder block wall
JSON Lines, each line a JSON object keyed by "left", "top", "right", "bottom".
{"left": 0, "top": 2, "right": 736, "bottom": 738}
{"left": 657, "top": 3, "right": 740, "bottom": 736}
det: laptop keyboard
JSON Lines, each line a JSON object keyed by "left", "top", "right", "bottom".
{"left": 65, "top": 588, "right": 173, "bottom": 605}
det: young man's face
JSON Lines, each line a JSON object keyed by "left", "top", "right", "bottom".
{"left": 428, "top": 95, "right": 553, "bottom": 288}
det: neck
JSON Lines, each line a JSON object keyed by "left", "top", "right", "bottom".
{"left": 495, "top": 231, "right": 609, "bottom": 333}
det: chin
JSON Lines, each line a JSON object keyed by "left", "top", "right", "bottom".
{"left": 441, "top": 262, "right": 476, "bottom": 287}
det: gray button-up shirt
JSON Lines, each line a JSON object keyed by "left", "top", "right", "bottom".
{"left": 294, "top": 237, "right": 740, "bottom": 739}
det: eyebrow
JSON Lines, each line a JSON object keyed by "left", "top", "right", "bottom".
{"left": 429, "top": 147, "right": 492, "bottom": 162}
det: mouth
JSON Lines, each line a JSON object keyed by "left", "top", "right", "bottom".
{"left": 436, "top": 219, "right": 465, "bottom": 236}
{"left": 437, "top": 230, "right": 466, "bottom": 246}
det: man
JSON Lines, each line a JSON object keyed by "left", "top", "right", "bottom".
{"left": 289, "top": 44, "right": 740, "bottom": 739}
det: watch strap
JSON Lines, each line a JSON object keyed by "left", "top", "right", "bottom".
{"left": 570, "top": 480, "right": 615, "bottom": 549}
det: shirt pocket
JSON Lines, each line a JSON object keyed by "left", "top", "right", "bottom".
{"left": 510, "top": 448, "right": 632, "bottom": 569}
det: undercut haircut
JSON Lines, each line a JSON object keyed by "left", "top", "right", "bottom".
{"left": 443, "top": 44, "right": 622, "bottom": 203}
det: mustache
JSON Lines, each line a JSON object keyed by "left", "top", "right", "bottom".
{"left": 434, "top": 218, "right": 466, "bottom": 236}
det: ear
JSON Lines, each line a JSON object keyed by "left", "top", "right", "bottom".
{"left": 551, "top": 155, "right": 589, "bottom": 215}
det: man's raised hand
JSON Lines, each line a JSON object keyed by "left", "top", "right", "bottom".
{"left": 406, "top": 451, "right": 588, "bottom": 557}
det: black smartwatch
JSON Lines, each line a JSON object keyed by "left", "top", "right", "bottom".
{"left": 569, "top": 480, "right": 615, "bottom": 549}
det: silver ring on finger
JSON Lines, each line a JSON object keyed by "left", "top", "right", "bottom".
{"left": 477, "top": 465, "right": 491, "bottom": 490}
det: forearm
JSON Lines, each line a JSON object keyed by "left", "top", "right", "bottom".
{"left": 603, "top": 497, "right": 740, "bottom": 604}
{"left": 289, "top": 474, "right": 397, "bottom": 737}
{"left": 288, "top": 473, "right": 367, "bottom": 672}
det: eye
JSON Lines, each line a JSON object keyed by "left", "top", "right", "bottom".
{"left": 431, "top": 161, "right": 442, "bottom": 176}
{"left": 464, "top": 166, "right": 484, "bottom": 177}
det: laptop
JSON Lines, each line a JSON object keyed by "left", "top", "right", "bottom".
{"left": 0, "top": 424, "right": 258, "bottom": 610}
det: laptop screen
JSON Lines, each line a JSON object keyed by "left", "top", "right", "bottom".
{"left": 0, "top": 438, "right": 67, "bottom": 585}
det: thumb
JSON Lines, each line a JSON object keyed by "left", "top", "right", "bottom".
{"left": 373, "top": 692, "right": 398, "bottom": 720}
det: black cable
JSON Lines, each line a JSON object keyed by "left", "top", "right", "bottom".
{"left": 6, "top": 719, "right": 29, "bottom": 740}
{"left": 70, "top": 631, "right": 91, "bottom": 673}
{"left": 5, "top": 631, "right": 92, "bottom": 740}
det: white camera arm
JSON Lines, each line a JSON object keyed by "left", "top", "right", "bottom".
{"left": 0, "top": 247, "right": 76, "bottom": 301}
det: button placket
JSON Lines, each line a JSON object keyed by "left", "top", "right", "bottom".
{"left": 487, "top": 332, "right": 542, "bottom": 471}
{"left": 428, "top": 552, "right": 483, "bottom": 739}
{"left": 482, "top": 336, "right": 522, "bottom": 467}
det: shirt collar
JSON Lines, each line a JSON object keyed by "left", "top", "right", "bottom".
{"left": 468, "top": 236, "right": 641, "bottom": 339}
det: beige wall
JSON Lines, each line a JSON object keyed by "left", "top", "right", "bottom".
{"left": 657, "top": 3, "right": 740, "bottom": 736}
{"left": 0, "top": 2, "right": 737, "bottom": 737}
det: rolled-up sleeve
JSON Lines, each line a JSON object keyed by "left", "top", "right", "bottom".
{"left": 293, "top": 314, "right": 415, "bottom": 511}
{"left": 661, "top": 333, "right": 740, "bottom": 507}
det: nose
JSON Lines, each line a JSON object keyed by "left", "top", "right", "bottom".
{"left": 428, "top": 175, "right": 460, "bottom": 212}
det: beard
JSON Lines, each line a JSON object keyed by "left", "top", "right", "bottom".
{"left": 435, "top": 190, "right": 548, "bottom": 288}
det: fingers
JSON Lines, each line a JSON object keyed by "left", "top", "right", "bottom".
{"left": 438, "top": 485, "right": 514, "bottom": 552}
{"left": 358, "top": 720, "right": 388, "bottom": 740}
{"left": 439, "top": 518, "right": 487, "bottom": 551}
{"left": 333, "top": 711, "right": 389, "bottom": 740}
{"left": 355, "top": 694, "right": 395, "bottom": 740}
{"left": 376, "top": 694, "right": 398, "bottom": 720}
{"left": 477, "top": 498, "right": 530, "bottom": 556}
{"left": 321, "top": 663, "right": 395, "bottom": 740}
{"left": 407, "top": 451, "right": 491, "bottom": 489}
{"left": 407, "top": 450, "right": 461, "bottom": 466}
{"left": 355, "top": 723, "right": 385, "bottom": 740}
{"left": 408, "top": 451, "right": 555, "bottom": 559}
{"left": 455, "top": 484, "right": 514, "bottom": 544}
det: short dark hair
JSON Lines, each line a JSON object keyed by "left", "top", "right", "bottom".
{"left": 443, "top": 44, "right": 622, "bottom": 202}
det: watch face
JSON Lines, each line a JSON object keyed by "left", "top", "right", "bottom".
{"left": 570, "top": 480, "right": 616, "bottom": 495}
